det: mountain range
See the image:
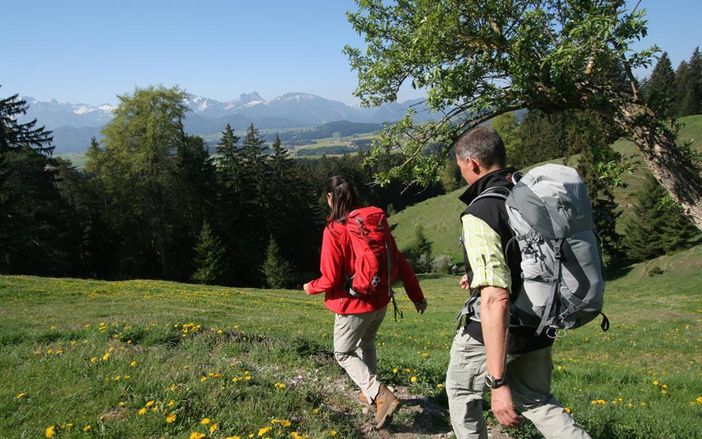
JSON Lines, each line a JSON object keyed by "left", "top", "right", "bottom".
{"left": 18, "top": 92, "right": 439, "bottom": 153}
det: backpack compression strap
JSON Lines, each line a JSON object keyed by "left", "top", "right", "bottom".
{"left": 387, "top": 241, "right": 403, "bottom": 322}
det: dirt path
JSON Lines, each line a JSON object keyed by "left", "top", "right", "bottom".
{"left": 330, "top": 381, "right": 512, "bottom": 439}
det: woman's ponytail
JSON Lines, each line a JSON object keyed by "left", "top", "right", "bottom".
{"left": 326, "top": 176, "right": 360, "bottom": 222}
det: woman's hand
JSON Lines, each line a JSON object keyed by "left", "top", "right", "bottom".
{"left": 414, "top": 298, "right": 427, "bottom": 314}
{"left": 303, "top": 283, "right": 311, "bottom": 294}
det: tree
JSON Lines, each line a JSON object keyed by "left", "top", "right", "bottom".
{"left": 623, "top": 173, "right": 701, "bottom": 263}
{"left": 261, "top": 236, "right": 297, "bottom": 289}
{"left": 491, "top": 112, "right": 521, "bottom": 165}
{"left": 643, "top": 52, "right": 676, "bottom": 119}
{"left": 407, "top": 225, "right": 433, "bottom": 273}
{"left": 569, "top": 111, "right": 625, "bottom": 271}
{"left": 0, "top": 92, "right": 53, "bottom": 154}
{"left": 513, "top": 110, "right": 570, "bottom": 169}
{"left": 192, "top": 222, "right": 227, "bottom": 284}
{"left": 674, "top": 48, "right": 702, "bottom": 117}
{"left": 345, "top": 0, "right": 702, "bottom": 230}
{"left": 91, "top": 85, "right": 189, "bottom": 279}
{"left": 0, "top": 92, "right": 80, "bottom": 276}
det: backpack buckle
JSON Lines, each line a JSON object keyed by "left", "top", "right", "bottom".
{"left": 371, "top": 275, "right": 381, "bottom": 287}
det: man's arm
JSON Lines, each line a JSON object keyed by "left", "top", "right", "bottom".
{"left": 462, "top": 214, "right": 522, "bottom": 428}
{"left": 480, "top": 285, "right": 521, "bottom": 428}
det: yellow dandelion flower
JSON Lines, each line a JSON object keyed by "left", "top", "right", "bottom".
{"left": 200, "top": 376, "right": 208, "bottom": 383}
{"left": 209, "top": 423, "right": 219, "bottom": 433}
{"left": 138, "top": 407, "right": 148, "bottom": 415}
{"left": 275, "top": 382, "right": 286, "bottom": 390}
{"left": 564, "top": 407, "right": 572, "bottom": 414}
{"left": 392, "top": 367, "right": 399, "bottom": 374}
{"left": 200, "top": 417, "right": 211, "bottom": 425}
{"left": 65, "top": 423, "right": 74, "bottom": 430}
{"left": 410, "top": 376, "right": 418, "bottom": 383}
{"left": 696, "top": 396, "right": 702, "bottom": 405}
{"left": 118, "top": 401, "right": 125, "bottom": 407}
{"left": 653, "top": 380, "right": 660, "bottom": 386}
{"left": 165, "top": 413, "right": 176, "bottom": 423}
{"left": 258, "top": 426, "right": 272, "bottom": 436}
{"left": 168, "top": 399, "right": 175, "bottom": 408}
{"left": 436, "top": 384, "right": 445, "bottom": 390}
{"left": 168, "top": 384, "right": 177, "bottom": 391}
{"left": 130, "top": 361, "right": 137, "bottom": 367}
{"left": 281, "top": 420, "right": 292, "bottom": 428}
{"left": 102, "top": 353, "right": 110, "bottom": 361}
{"left": 45, "top": 425, "right": 56, "bottom": 438}
{"left": 189, "top": 433, "right": 205, "bottom": 439}
{"left": 224, "top": 436, "right": 241, "bottom": 439}
{"left": 328, "top": 430, "right": 338, "bottom": 436}
{"left": 15, "top": 392, "right": 27, "bottom": 399}
{"left": 90, "top": 357, "right": 98, "bottom": 364}
{"left": 145, "top": 400, "right": 155, "bottom": 407}
{"left": 83, "top": 425, "right": 92, "bottom": 432}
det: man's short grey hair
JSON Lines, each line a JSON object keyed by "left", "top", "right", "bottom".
{"left": 454, "top": 126, "right": 506, "bottom": 168}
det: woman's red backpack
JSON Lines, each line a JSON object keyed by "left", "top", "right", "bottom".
{"left": 345, "top": 206, "right": 398, "bottom": 297}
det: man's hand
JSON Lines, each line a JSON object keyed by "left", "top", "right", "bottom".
{"left": 303, "top": 283, "right": 311, "bottom": 294}
{"left": 459, "top": 274, "right": 471, "bottom": 290}
{"left": 490, "top": 386, "right": 522, "bottom": 428}
{"left": 414, "top": 298, "right": 427, "bottom": 314}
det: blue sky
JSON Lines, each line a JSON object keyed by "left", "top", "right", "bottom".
{"left": 1, "top": 0, "right": 700, "bottom": 105}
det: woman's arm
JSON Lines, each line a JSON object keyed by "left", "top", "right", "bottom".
{"left": 305, "top": 225, "right": 345, "bottom": 294}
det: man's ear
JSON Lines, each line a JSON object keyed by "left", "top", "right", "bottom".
{"left": 468, "top": 157, "right": 482, "bottom": 173}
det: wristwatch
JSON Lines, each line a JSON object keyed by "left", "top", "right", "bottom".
{"left": 485, "top": 374, "right": 507, "bottom": 389}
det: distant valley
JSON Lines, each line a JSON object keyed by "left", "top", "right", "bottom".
{"left": 19, "top": 92, "right": 439, "bottom": 153}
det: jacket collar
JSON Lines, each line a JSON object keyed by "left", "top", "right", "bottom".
{"left": 458, "top": 167, "right": 517, "bottom": 206}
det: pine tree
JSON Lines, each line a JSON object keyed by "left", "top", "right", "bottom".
{"left": 644, "top": 52, "right": 676, "bottom": 119}
{"left": 514, "top": 110, "right": 570, "bottom": 169}
{"left": 408, "top": 225, "right": 433, "bottom": 273}
{"left": 261, "top": 236, "right": 297, "bottom": 289}
{"left": 688, "top": 47, "right": 702, "bottom": 115}
{"left": 0, "top": 91, "right": 81, "bottom": 276}
{"left": 192, "top": 222, "right": 226, "bottom": 284}
{"left": 0, "top": 92, "right": 53, "bottom": 154}
{"left": 674, "top": 49, "right": 702, "bottom": 117}
{"left": 623, "top": 173, "right": 702, "bottom": 263}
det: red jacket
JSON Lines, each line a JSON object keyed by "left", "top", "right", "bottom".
{"left": 307, "top": 219, "right": 425, "bottom": 314}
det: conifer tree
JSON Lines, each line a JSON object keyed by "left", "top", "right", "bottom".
{"left": 623, "top": 173, "right": 701, "bottom": 263}
{"left": 408, "top": 225, "right": 433, "bottom": 273}
{"left": 0, "top": 91, "right": 81, "bottom": 275}
{"left": 192, "top": 222, "right": 226, "bottom": 284}
{"left": 644, "top": 52, "right": 676, "bottom": 119}
{"left": 261, "top": 235, "right": 297, "bottom": 289}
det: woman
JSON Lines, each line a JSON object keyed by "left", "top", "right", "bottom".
{"left": 303, "top": 176, "right": 427, "bottom": 430}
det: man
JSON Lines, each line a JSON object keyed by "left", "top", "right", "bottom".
{"left": 445, "top": 126, "right": 591, "bottom": 439}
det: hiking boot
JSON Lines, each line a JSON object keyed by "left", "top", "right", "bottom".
{"left": 374, "top": 384, "right": 400, "bottom": 429}
{"left": 358, "top": 391, "right": 370, "bottom": 406}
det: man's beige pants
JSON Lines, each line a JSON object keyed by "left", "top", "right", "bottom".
{"left": 446, "top": 329, "right": 591, "bottom": 439}
{"left": 333, "top": 306, "right": 387, "bottom": 402}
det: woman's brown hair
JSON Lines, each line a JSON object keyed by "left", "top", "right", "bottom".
{"left": 326, "top": 176, "right": 360, "bottom": 223}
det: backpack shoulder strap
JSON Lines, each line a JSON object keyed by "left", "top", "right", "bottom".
{"left": 468, "top": 185, "right": 511, "bottom": 208}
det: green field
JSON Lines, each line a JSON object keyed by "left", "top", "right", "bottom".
{"left": 391, "top": 115, "right": 702, "bottom": 261}
{"left": 2, "top": 243, "right": 701, "bottom": 438}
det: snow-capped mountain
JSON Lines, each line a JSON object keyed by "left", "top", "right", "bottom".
{"left": 18, "top": 92, "right": 440, "bottom": 153}
{"left": 21, "top": 97, "right": 115, "bottom": 128}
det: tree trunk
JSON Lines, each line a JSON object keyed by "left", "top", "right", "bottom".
{"left": 615, "top": 102, "right": 702, "bottom": 231}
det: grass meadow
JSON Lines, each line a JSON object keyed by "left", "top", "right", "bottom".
{"left": 1, "top": 244, "right": 701, "bottom": 438}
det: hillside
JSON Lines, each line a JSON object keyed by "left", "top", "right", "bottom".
{"left": 391, "top": 114, "right": 702, "bottom": 262}
{"left": 1, "top": 244, "right": 700, "bottom": 438}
